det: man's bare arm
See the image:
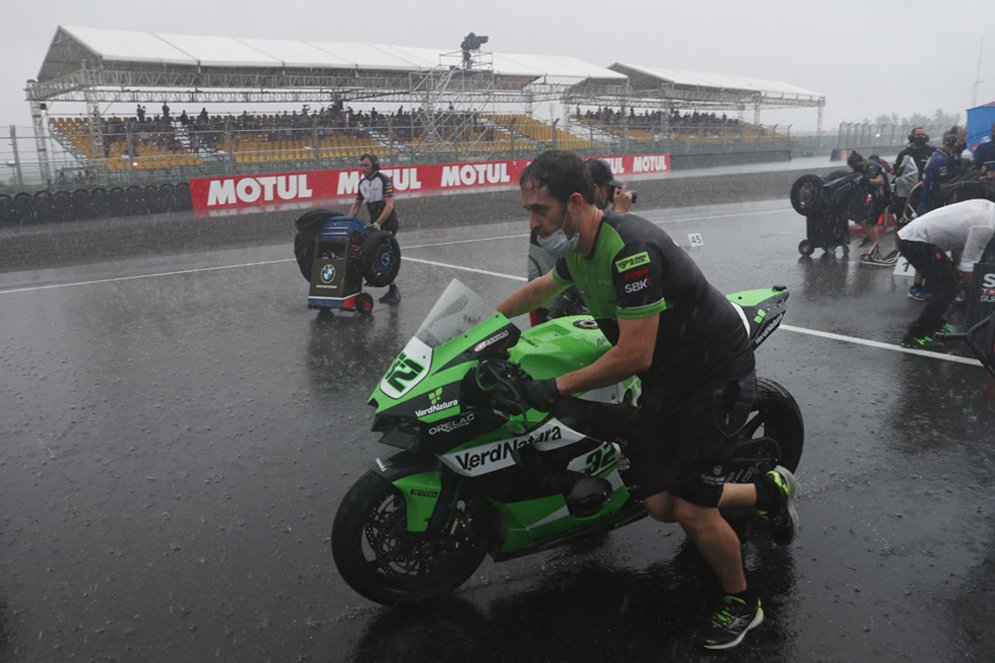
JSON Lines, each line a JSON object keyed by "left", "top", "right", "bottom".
{"left": 554, "top": 314, "right": 658, "bottom": 394}
{"left": 496, "top": 271, "right": 566, "bottom": 319}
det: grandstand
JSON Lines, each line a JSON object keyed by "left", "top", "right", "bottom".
{"left": 23, "top": 25, "right": 824, "bottom": 185}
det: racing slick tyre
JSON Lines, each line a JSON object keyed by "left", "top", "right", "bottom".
{"left": 72, "top": 189, "right": 95, "bottom": 219}
{"left": 293, "top": 208, "right": 341, "bottom": 280}
{"left": 52, "top": 191, "right": 73, "bottom": 222}
{"left": 742, "top": 377, "right": 804, "bottom": 473}
{"left": 0, "top": 193, "right": 12, "bottom": 225}
{"left": 174, "top": 183, "right": 192, "bottom": 211}
{"left": 722, "top": 377, "right": 805, "bottom": 527}
{"left": 798, "top": 239, "right": 815, "bottom": 257}
{"left": 125, "top": 186, "right": 146, "bottom": 216}
{"left": 107, "top": 187, "right": 126, "bottom": 217}
{"left": 332, "top": 471, "right": 491, "bottom": 605}
{"left": 362, "top": 230, "right": 401, "bottom": 287}
{"left": 12, "top": 192, "right": 34, "bottom": 224}
{"left": 144, "top": 185, "right": 164, "bottom": 214}
{"left": 89, "top": 187, "right": 109, "bottom": 219}
{"left": 157, "top": 183, "right": 178, "bottom": 212}
{"left": 790, "top": 174, "right": 825, "bottom": 216}
{"left": 33, "top": 191, "right": 55, "bottom": 223}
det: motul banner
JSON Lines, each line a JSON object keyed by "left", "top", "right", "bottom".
{"left": 189, "top": 154, "right": 670, "bottom": 211}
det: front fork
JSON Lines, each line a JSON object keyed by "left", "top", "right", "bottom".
{"left": 373, "top": 451, "right": 455, "bottom": 534}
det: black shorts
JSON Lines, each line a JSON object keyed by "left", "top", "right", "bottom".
{"left": 379, "top": 215, "right": 399, "bottom": 236}
{"left": 627, "top": 371, "right": 757, "bottom": 508}
{"left": 889, "top": 196, "right": 907, "bottom": 216}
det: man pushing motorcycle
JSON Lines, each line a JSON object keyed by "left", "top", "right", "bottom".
{"left": 496, "top": 150, "right": 800, "bottom": 650}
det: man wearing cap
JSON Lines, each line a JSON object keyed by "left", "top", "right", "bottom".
{"left": 586, "top": 159, "right": 634, "bottom": 213}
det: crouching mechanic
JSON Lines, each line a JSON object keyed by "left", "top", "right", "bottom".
{"left": 898, "top": 198, "right": 995, "bottom": 348}
{"left": 496, "top": 150, "right": 800, "bottom": 650}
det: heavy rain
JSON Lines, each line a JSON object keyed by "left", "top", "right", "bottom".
{"left": 2, "top": 4, "right": 995, "bottom": 662}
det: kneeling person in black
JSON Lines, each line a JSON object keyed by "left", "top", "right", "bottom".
{"left": 349, "top": 153, "right": 401, "bottom": 304}
{"left": 496, "top": 150, "right": 800, "bottom": 650}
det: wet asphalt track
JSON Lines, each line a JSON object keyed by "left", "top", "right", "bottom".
{"left": 1, "top": 158, "right": 994, "bottom": 662}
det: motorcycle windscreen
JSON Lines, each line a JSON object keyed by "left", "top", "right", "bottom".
{"left": 414, "top": 279, "right": 495, "bottom": 348}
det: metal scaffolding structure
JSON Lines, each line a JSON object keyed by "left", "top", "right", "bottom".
{"left": 22, "top": 26, "right": 825, "bottom": 183}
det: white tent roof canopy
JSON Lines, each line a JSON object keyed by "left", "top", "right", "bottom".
{"left": 48, "top": 25, "right": 621, "bottom": 79}
{"left": 611, "top": 62, "right": 823, "bottom": 99}
{"left": 35, "top": 26, "right": 820, "bottom": 107}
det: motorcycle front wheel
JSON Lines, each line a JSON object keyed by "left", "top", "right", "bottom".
{"left": 331, "top": 471, "right": 491, "bottom": 605}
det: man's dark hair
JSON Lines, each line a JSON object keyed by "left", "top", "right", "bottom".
{"left": 520, "top": 150, "right": 594, "bottom": 204}
{"left": 359, "top": 152, "right": 380, "bottom": 170}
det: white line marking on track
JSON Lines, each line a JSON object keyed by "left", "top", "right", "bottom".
{"left": 403, "top": 256, "right": 527, "bottom": 281}
{"left": 1, "top": 215, "right": 982, "bottom": 372}
{"left": 780, "top": 324, "right": 982, "bottom": 368}
{"left": 0, "top": 259, "right": 292, "bottom": 294}
{"left": 402, "top": 207, "right": 790, "bottom": 250}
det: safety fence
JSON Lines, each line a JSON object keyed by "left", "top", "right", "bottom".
{"left": 2, "top": 112, "right": 798, "bottom": 193}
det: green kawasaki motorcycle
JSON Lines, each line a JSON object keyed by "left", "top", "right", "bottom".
{"left": 332, "top": 279, "right": 804, "bottom": 605}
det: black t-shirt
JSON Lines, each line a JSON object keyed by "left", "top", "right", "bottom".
{"left": 894, "top": 144, "right": 935, "bottom": 177}
{"left": 975, "top": 140, "right": 995, "bottom": 172}
{"left": 552, "top": 211, "right": 754, "bottom": 403}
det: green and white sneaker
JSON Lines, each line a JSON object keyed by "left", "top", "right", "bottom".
{"left": 695, "top": 594, "right": 764, "bottom": 650}
{"left": 765, "top": 465, "right": 800, "bottom": 545}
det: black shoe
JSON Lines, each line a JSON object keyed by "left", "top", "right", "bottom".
{"left": 378, "top": 287, "right": 401, "bottom": 305}
{"left": 759, "top": 465, "right": 800, "bottom": 545}
{"left": 695, "top": 594, "right": 764, "bottom": 650}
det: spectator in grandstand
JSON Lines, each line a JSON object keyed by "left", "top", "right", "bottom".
{"left": 846, "top": 151, "right": 888, "bottom": 260}
{"left": 136, "top": 105, "right": 146, "bottom": 123}
{"left": 898, "top": 198, "right": 995, "bottom": 348}
{"left": 975, "top": 122, "right": 995, "bottom": 179}
{"left": 348, "top": 153, "right": 402, "bottom": 305}
{"left": 917, "top": 126, "right": 967, "bottom": 216}
{"left": 161, "top": 102, "right": 170, "bottom": 120}
{"left": 586, "top": 159, "right": 633, "bottom": 213}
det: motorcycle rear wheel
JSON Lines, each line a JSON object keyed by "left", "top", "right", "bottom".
{"left": 331, "top": 471, "right": 491, "bottom": 605}
{"left": 729, "top": 377, "right": 804, "bottom": 479}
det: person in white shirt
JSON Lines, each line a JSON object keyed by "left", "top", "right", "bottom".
{"left": 896, "top": 199, "right": 995, "bottom": 348}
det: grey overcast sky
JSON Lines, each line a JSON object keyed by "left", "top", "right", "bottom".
{"left": 1, "top": 0, "right": 993, "bottom": 132}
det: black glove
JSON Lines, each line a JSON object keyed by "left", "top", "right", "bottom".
{"left": 521, "top": 377, "right": 560, "bottom": 412}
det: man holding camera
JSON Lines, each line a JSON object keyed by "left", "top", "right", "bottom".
{"left": 586, "top": 159, "right": 635, "bottom": 213}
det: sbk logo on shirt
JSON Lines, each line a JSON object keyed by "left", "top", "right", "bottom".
{"left": 623, "top": 277, "right": 650, "bottom": 294}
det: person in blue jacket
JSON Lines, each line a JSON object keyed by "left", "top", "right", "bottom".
{"left": 917, "top": 126, "right": 967, "bottom": 216}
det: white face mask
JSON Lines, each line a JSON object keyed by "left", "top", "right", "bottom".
{"left": 537, "top": 208, "right": 579, "bottom": 258}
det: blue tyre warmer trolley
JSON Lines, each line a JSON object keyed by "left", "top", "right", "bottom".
{"left": 304, "top": 215, "right": 401, "bottom": 315}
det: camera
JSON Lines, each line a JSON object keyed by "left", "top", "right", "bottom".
{"left": 609, "top": 185, "right": 637, "bottom": 205}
